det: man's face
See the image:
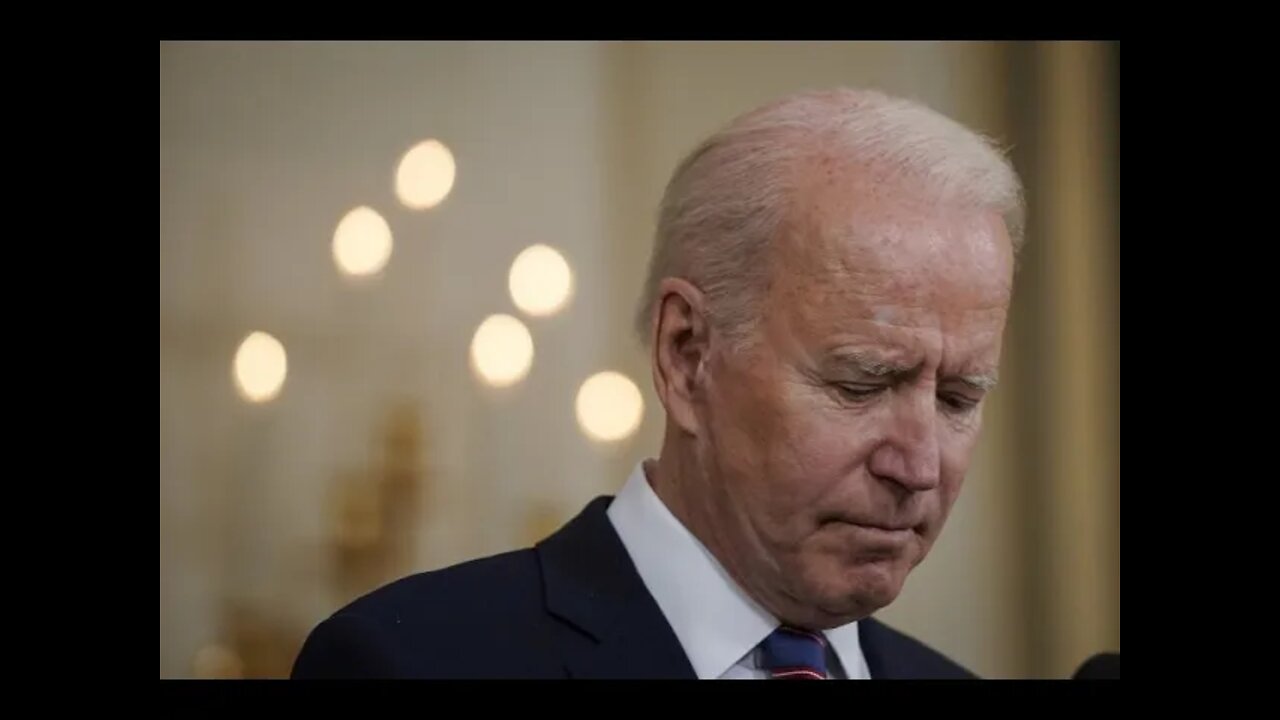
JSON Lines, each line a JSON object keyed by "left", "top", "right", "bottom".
{"left": 693, "top": 173, "right": 1014, "bottom": 628}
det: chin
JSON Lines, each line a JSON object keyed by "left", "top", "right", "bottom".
{"left": 793, "top": 559, "right": 908, "bottom": 625}
{"left": 844, "top": 562, "right": 907, "bottom": 610}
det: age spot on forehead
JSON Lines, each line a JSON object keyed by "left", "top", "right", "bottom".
{"left": 872, "top": 307, "right": 897, "bottom": 325}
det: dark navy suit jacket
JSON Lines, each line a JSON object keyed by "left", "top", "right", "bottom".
{"left": 292, "top": 496, "right": 976, "bottom": 679}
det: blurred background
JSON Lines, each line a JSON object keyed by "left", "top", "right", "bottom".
{"left": 159, "top": 40, "right": 1119, "bottom": 680}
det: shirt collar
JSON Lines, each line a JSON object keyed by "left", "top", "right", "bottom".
{"left": 606, "top": 461, "right": 866, "bottom": 679}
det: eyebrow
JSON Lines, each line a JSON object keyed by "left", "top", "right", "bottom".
{"left": 955, "top": 372, "right": 999, "bottom": 393}
{"left": 827, "top": 349, "right": 999, "bottom": 391}
{"left": 827, "top": 349, "right": 919, "bottom": 379}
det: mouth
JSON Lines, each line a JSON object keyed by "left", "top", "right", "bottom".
{"left": 852, "top": 524, "right": 914, "bottom": 545}
{"left": 821, "top": 515, "right": 920, "bottom": 547}
{"left": 821, "top": 514, "right": 919, "bottom": 533}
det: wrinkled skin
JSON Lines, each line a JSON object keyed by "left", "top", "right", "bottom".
{"left": 650, "top": 166, "right": 1014, "bottom": 629}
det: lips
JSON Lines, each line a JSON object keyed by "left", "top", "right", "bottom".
{"left": 823, "top": 514, "right": 920, "bottom": 533}
{"left": 859, "top": 523, "right": 914, "bottom": 533}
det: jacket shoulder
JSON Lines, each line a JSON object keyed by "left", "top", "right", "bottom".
{"left": 340, "top": 548, "right": 541, "bottom": 621}
{"left": 292, "top": 549, "right": 555, "bottom": 678}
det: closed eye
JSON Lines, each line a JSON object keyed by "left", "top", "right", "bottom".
{"left": 834, "top": 383, "right": 885, "bottom": 402}
{"left": 938, "top": 393, "right": 981, "bottom": 413}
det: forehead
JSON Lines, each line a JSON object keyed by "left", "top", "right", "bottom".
{"left": 769, "top": 175, "right": 1013, "bottom": 350}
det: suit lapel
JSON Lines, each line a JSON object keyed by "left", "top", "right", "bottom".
{"left": 536, "top": 496, "right": 697, "bottom": 679}
{"left": 858, "top": 617, "right": 905, "bottom": 679}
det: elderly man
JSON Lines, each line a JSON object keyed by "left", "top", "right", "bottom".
{"left": 293, "top": 87, "right": 1022, "bottom": 680}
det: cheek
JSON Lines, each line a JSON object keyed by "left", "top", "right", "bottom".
{"left": 764, "top": 393, "right": 877, "bottom": 508}
{"left": 779, "top": 415, "right": 861, "bottom": 480}
{"left": 706, "top": 369, "right": 774, "bottom": 469}
{"left": 935, "top": 433, "right": 978, "bottom": 511}
{"left": 937, "top": 471, "right": 965, "bottom": 512}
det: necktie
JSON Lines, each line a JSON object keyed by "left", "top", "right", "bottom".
{"left": 758, "top": 626, "right": 828, "bottom": 679}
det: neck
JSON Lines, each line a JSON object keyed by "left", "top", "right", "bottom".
{"left": 647, "top": 426, "right": 761, "bottom": 616}
{"left": 647, "top": 427, "right": 703, "bottom": 548}
{"left": 646, "top": 426, "right": 862, "bottom": 631}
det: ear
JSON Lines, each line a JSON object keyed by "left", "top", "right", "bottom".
{"left": 650, "top": 277, "right": 711, "bottom": 435}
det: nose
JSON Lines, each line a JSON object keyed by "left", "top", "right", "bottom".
{"left": 867, "top": 389, "right": 941, "bottom": 492}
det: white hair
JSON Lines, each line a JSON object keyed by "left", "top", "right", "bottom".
{"left": 634, "top": 87, "right": 1025, "bottom": 347}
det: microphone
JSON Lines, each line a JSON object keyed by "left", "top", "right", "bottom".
{"left": 1072, "top": 652, "right": 1119, "bottom": 679}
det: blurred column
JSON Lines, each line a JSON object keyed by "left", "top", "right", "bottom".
{"left": 1035, "top": 40, "right": 1121, "bottom": 677}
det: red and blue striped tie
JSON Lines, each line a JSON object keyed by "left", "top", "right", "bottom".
{"left": 759, "top": 626, "right": 828, "bottom": 680}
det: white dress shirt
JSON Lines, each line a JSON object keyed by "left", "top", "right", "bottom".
{"left": 606, "top": 461, "right": 871, "bottom": 680}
